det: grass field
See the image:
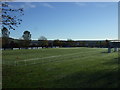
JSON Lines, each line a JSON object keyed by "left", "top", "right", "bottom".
{"left": 2, "top": 47, "right": 119, "bottom": 88}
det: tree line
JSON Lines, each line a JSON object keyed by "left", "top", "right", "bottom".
{"left": 1, "top": 28, "right": 110, "bottom": 50}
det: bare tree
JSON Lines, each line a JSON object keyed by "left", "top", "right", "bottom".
{"left": 1, "top": 2, "right": 24, "bottom": 30}
{"left": 38, "top": 36, "right": 48, "bottom": 48}
{"left": 38, "top": 36, "right": 47, "bottom": 40}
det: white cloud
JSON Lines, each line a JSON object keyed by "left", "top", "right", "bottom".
{"left": 20, "top": 2, "right": 36, "bottom": 10}
{"left": 42, "top": 3, "right": 54, "bottom": 8}
{"left": 75, "top": 2, "right": 86, "bottom": 7}
{"left": 7, "top": 2, "right": 53, "bottom": 10}
{"left": 94, "top": 3, "right": 115, "bottom": 8}
{"left": 7, "top": 2, "right": 36, "bottom": 10}
{"left": 75, "top": 2, "right": 116, "bottom": 8}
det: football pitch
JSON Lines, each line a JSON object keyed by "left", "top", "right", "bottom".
{"left": 2, "top": 47, "right": 119, "bottom": 88}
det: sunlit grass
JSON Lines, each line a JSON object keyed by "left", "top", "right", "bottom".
{"left": 2, "top": 47, "right": 118, "bottom": 88}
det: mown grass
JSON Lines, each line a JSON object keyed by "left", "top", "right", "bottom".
{"left": 2, "top": 47, "right": 119, "bottom": 88}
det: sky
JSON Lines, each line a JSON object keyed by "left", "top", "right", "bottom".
{"left": 4, "top": 2, "right": 118, "bottom": 40}
{"left": 4, "top": 0, "right": 120, "bottom": 2}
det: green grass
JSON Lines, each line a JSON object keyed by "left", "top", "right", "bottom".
{"left": 2, "top": 47, "right": 119, "bottom": 88}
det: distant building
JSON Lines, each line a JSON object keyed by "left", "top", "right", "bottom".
{"left": 109, "top": 40, "right": 120, "bottom": 48}
{"left": 30, "top": 40, "right": 39, "bottom": 46}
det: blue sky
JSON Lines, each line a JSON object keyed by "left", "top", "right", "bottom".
{"left": 8, "top": 2, "right": 118, "bottom": 40}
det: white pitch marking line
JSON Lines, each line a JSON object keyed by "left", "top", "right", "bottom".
{"left": 16, "top": 52, "right": 81, "bottom": 63}
{"left": 3, "top": 50, "right": 100, "bottom": 65}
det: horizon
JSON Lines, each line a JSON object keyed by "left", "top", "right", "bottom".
{"left": 2, "top": 36, "right": 118, "bottom": 41}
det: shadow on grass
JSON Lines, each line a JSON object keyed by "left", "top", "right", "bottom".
{"left": 2, "top": 64, "right": 119, "bottom": 88}
{"left": 50, "top": 70, "right": 118, "bottom": 88}
{"left": 48, "top": 58, "right": 119, "bottom": 88}
{"left": 100, "top": 58, "right": 118, "bottom": 66}
{"left": 101, "top": 51, "right": 108, "bottom": 53}
{"left": 2, "top": 58, "right": 119, "bottom": 88}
